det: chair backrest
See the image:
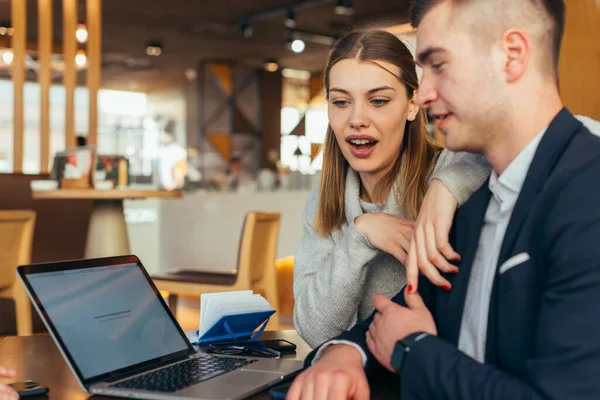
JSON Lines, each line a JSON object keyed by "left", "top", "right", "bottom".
{"left": 235, "top": 212, "right": 281, "bottom": 287}
{"left": 0, "top": 210, "right": 36, "bottom": 289}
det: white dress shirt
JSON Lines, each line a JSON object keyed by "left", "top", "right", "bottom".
{"left": 457, "top": 128, "right": 546, "bottom": 362}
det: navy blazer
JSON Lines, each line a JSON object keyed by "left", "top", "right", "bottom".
{"left": 306, "top": 109, "right": 600, "bottom": 399}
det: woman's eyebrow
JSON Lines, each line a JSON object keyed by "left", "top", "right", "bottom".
{"left": 367, "top": 86, "right": 395, "bottom": 94}
{"left": 329, "top": 86, "right": 396, "bottom": 94}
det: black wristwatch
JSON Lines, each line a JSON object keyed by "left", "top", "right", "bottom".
{"left": 391, "top": 332, "right": 430, "bottom": 373}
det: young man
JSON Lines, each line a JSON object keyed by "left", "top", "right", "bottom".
{"left": 287, "top": 1, "right": 600, "bottom": 399}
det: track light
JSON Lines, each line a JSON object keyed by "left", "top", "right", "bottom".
{"left": 146, "top": 41, "right": 163, "bottom": 56}
{"left": 334, "top": 0, "right": 355, "bottom": 16}
{"left": 284, "top": 9, "right": 296, "bottom": 29}
{"left": 286, "top": 30, "right": 306, "bottom": 54}
{"left": 264, "top": 58, "right": 279, "bottom": 72}
{"left": 240, "top": 23, "right": 253, "bottom": 39}
{"left": 291, "top": 39, "right": 305, "bottom": 53}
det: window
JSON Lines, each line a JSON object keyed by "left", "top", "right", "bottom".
{"left": 0, "top": 79, "right": 148, "bottom": 175}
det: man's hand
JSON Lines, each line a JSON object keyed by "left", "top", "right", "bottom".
{"left": 366, "top": 289, "right": 437, "bottom": 372}
{"left": 0, "top": 366, "right": 18, "bottom": 400}
{"left": 355, "top": 213, "right": 415, "bottom": 264}
{"left": 287, "top": 345, "right": 369, "bottom": 400}
{"left": 406, "top": 179, "right": 461, "bottom": 293}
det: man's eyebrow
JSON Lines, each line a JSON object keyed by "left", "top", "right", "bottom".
{"left": 416, "top": 47, "right": 446, "bottom": 66}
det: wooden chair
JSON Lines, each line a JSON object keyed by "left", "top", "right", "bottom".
{"left": 0, "top": 210, "right": 36, "bottom": 336}
{"left": 275, "top": 255, "right": 295, "bottom": 318}
{"left": 153, "top": 211, "right": 281, "bottom": 329}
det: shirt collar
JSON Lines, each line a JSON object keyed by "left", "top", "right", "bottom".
{"left": 489, "top": 127, "right": 547, "bottom": 201}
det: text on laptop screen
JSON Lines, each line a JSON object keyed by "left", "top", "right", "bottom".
{"left": 27, "top": 263, "right": 189, "bottom": 379}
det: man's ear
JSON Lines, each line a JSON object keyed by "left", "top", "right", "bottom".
{"left": 502, "top": 29, "right": 531, "bottom": 83}
{"left": 407, "top": 93, "right": 420, "bottom": 121}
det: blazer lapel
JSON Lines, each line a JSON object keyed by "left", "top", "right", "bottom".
{"left": 440, "top": 181, "right": 492, "bottom": 346}
{"left": 485, "top": 108, "right": 583, "bottom": 363}
{"left": 496, "top": 108, "right": 582, "bottom": 266}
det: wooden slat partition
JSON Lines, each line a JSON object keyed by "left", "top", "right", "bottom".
{"left": 11, "top": 0, "right": 26, "bottom": 173}
{"left": 38, "top": 0, "right": 52, "bottom": 173}
{"left": 63, "top": 0, "right": 77, "bottom": 149}
{"left": 87, "top": 0, "right": 101, "bottom": 146}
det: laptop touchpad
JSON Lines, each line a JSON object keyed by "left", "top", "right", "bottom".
{"left": 233, "top": 370, "right": 282, "bottom": 386}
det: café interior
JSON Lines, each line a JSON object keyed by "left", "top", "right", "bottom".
{"left": 0, "top": 0, "right": 598, "bottom": 398}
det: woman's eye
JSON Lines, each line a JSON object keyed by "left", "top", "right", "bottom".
{"left": 371, "top": 98, "right": 389, "bottom": 107}
{"left": 332, "top": 99, "right": 348, "bottom": 107}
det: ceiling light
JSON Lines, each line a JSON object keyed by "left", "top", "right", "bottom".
{"left": 264, "top": 59, "right": 279, "bottom": 72}
{"left": 75, "top": 24, "right": 88, "bottom": 43}
{"left": 284, "top": 9, "right": 296, "bottom": 29}
{"left": 75, "top": 49, "right": 87, "bottom": 67}
{"left": 240, "top": 23, "right": 253, "bottom": 39}
{"left": 146, "top": 41, "right": 163, "bottom": 56}
{"left": 334, "top": 0, "right": 355, "bottom": 16}
{"left": 291, "top": 39, "right": 305, "bottom": 53}
{"left": 2, "top": 50, "right": 13, "bottom": 65}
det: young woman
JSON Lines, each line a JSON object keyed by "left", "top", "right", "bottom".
{"left": 293, "top": 29, "right": 490, "bottom": 348}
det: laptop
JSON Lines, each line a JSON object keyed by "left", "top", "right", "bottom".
{"left": 17, "top": 255, "right": 303, "bottom": 400}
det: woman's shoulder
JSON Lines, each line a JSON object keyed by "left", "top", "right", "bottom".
{"left": 303, "top": 187, "right": 321, "bottom": 220}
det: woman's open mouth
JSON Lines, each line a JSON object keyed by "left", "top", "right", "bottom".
{"left": 346, "top": 137, "right": 378, "bottom": 158}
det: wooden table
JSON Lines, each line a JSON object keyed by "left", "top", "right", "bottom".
{"left": 0, "top": 331, "right": 398, "bottom": 399}
{"left": 32, "top": 189, "right": 182, "bottom": 258}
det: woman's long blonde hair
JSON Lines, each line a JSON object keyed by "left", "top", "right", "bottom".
{"left": 314, "top": 29, "right": 442, "bottom": 236}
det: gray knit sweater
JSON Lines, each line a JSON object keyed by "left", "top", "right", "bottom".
{"left": 293, "top": 150, "right": 490, "bottom": 348}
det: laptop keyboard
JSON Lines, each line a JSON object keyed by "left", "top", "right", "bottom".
{"left": 111, "top": 354, "right": 258, "bottom": 393}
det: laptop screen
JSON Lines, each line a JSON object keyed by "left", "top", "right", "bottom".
{"left": 26, "top": 262, "right": 190, "bottom": 380}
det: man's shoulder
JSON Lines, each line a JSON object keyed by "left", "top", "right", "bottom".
{"left": 539, "top": 123, "right": 600, "bottom": 222}
{"left": 551, "top": 121, "right": 600, "bottom": 183}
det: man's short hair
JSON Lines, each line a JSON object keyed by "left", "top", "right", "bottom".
{"left": 409, "top": 0, "right": 565, "bottom": 73}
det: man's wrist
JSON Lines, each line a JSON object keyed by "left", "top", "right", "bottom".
{"left": 322, "top": 344, "right": 363, "bottom": 362}
{"left": 391, "top": 332, "right": 430, "bottom": 373}
{"left": 313, "top": 340, "right": 367, "bottom": 367}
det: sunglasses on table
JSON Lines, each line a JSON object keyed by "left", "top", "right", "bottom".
{"left": 207, "top": 344, "right": 281, "bottom": 359}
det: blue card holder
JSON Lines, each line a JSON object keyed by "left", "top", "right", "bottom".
{"left": 195, "top": 310, "right": 275, "bottom": 344}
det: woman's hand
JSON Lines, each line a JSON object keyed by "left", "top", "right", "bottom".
{"left": 406, "top": 179, "right": 461, "bottom": 293}
{"left": 355, "top": 213, "right": 415, "bottom": 264}
{"left": 0, "top": 366, "right": 18, "bottom": 400}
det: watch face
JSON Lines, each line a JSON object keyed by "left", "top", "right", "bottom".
{"left": 391, "top": 342, "right": 407, "bottom": 373}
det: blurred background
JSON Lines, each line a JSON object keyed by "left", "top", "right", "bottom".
{"left": 0, "top": 0, "right": 598, "bottom": 334}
